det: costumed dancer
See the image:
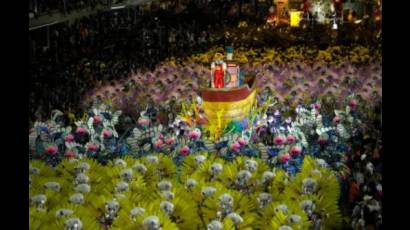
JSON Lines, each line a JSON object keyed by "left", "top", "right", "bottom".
{"left": 225, "top": 46, "right": 239, "bottom": 88}
{"left": 266, "top": 6, "right": 277, "bottom": 27}
{"left": 211, "top": 53, "right": 227, "bottom": 89}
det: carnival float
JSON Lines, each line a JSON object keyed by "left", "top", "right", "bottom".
{"left": 201, "top": 47, "right": 258, "bottom": 140}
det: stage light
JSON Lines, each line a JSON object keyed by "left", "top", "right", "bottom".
{"left": 290, "top": 11, "right": 302, "bottom": 27}
{"left": 111, "top": 5, "right": 126, "bottom": 10}
{"left": 332, "top": 22, "right": 338, "bottom": 30}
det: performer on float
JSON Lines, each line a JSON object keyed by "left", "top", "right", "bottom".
{"left": 225, "top": 46, "right": 240, "bottom": 88}
{"left": 266, "top": 6, "right": 277, "bottom": 27}
{"left": 211, "top": 53, "right": 227, "bottom": 88}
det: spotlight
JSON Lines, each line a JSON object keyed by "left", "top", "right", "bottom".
{"left": 332, "top": 22, "right": 338, "bottom": 30}
{"left": 111, "top": 5, "right": 125, "bottom": 10}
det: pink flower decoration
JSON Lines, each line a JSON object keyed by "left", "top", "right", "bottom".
{"left": 189, "top": 130, "right": 201, "bottom": 140}
{"left": 76, "top": 127, "right": 87, "bottom": 135}
{"left": 314, "top": 103, "right": 321, "bottom": 110}
{"left": 349, "top": 99, "right": 358, "bottom": 109}
{"left": 273, "top": 136, "right": 287, "bottom": 145}
{"left": 289, "top": 146, "right": 302, "bottom": 156}
{"left": 333, "top": 116, "right": 341, "bottom": 124}
{"left": 138, "top": 117, "right": 150, "bottom": 126}
{"left": 231, "top": 142, "right": 241, "bottom": 152}
{"left": 87, "top": 143, "right": 99, "bottom": 152}
{"left": 64, "top": 150, "right": 76, "bottom": 158}
{"left": 65, "top": 134, "right": 74, "bottom": 143}
{"left": 279, "top": 153, "right": 291, "bottom": 163}
{"left": 93, "top": 115, "right": 102, "bottom": 125}
{"left": 180, "top": 146, "right": 190, "bottom": 156}
{"left": 237, "top": 138, "right": 248, "bottom": 146}
{"left": 159, "top": 134, "right": 164, "bottom": 140}
{"left": 154, "top": 139, "right": 164, "bottom": 149}
{"left": 45, "top": 146, "right": 58, "bottom": 155}
{"left": 165, "top": 138, "right": 175, "bottom": 145}
{"left": 102, "top": 130, "right": 112, "bottom": 138}
{"left": 286, "top": 135, "right": 296, "bottom": 144}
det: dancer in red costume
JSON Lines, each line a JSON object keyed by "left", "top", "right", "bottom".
{"left": 214, "top": 65, "right": 224, "bottom": 88}
{"left": 211, "top": 53, "right": 227, "bottom": 88}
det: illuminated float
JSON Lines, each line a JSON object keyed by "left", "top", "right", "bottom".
{"left": 201, "top": 47, "right": 257, "bottom": 140}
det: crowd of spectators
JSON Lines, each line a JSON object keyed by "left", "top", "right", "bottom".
{"left": 29, "top": 0, "right": 123, "bottom": 18}
{"left": 346, "top": 145, "right": 383, "bottom": 229}
{"left": 342, "top": 107, "right": 382, "bottom": 229}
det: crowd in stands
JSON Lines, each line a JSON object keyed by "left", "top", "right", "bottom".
{"left": 346, "top": 140, "right": 382, "bottom": 229}
{"left": 29, "top": 1, "right": 226, "bottom": 124}
{"left": 29, "top": 0, "right": 123, "bottom": 17}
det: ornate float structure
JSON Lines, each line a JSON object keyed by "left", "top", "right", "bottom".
{"left": 201, "top": 76, "right": 257, "bottom": 128}
{"left": 200, "top": 47, "right": 258, "bottom": 140}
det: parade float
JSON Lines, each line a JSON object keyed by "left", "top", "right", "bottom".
{"left": 200, "top": 47, "right": 258, "bottom": 140}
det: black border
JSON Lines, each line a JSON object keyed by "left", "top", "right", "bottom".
{"left": 382, "top": 0, "right": 410, "bottom": 228}
{"left": 0, "top": 0, "right": 28, "bottom": 228}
